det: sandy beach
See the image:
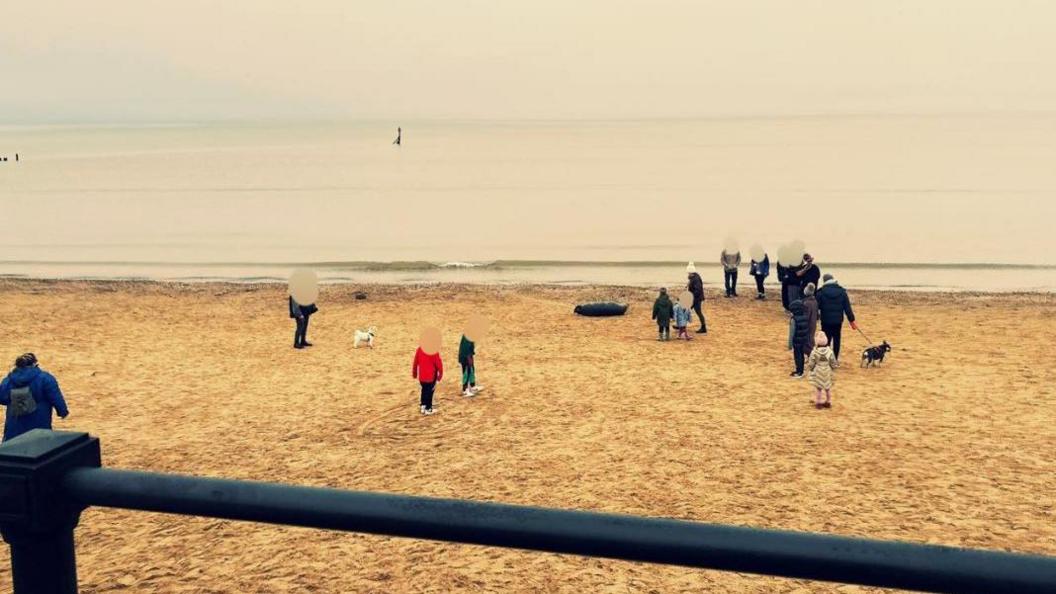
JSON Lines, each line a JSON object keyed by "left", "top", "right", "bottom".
{"left": 1, "top": 279, "right": 1054, "bottom": 593}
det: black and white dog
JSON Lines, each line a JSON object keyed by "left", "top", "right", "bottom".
{"left": 861, "top": 341, "right": 892, "bottom": 367}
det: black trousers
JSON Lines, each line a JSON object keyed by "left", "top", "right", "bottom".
{"left": 724, "top": 269, "right": 738, "bottom": 296}
{"left": 692, "top": 299, "right": 706, "bottom": 331}
{"left": 754, "top": 275, "right": 765, "bottom": 295}
{"left": 822, "top": 322, "right": 843, "bottom": 360}
{"left": 293, "top": 315, "right": 311, "bottom": 346}
{"left": 657, "top": 321, "right": 670, "bottom": 338}
{"left": 420, "top": 381, "right": 436, "bottom": 409}
{"left": 793, "top": 344, "right": 805, "bottom": 374}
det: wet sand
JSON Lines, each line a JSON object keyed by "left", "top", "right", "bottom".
{"left": 1, "top": 280, "right": 1054, "bottom": 593}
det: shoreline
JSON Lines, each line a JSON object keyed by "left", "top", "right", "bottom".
{"left": 6, "top": 260, "right": 1056, "bottom": 293}
{"left": 4, "top": 276, "right": 1056, "bottom": 298}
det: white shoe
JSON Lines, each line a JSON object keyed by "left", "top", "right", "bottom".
{"left": 470, "top": 386, "right": 483, "bottom": 393}
{"left": 424, "top": 408, "right": 435, "bottom": 415}
{"left": 420, "top": 405, "right": 427, "bottom": 415}
{"left": 462, "top": 389, "right": 474, "bottom": 397}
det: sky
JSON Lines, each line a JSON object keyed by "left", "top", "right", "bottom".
{"left": 2, "top": 1, "right": 1055, "bottom": 122}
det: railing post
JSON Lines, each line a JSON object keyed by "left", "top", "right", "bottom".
{"left": 0, "top": 430, "right": 101, "bottom": 594}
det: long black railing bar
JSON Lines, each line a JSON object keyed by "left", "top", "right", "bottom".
{"left": 61, "top": 467, "right": 1056, "bottom": 594}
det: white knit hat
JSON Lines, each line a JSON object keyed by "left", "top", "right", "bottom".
{"left": 686, "top": 261, "right": 697, "bottom": 273}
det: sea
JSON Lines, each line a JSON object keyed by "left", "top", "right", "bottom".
{"left": 2, "top": 115, "right": 1055, "bottom": 292}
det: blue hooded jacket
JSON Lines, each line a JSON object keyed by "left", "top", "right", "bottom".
{"left": 0, "top": 366, "right": 68, "bottom": 442}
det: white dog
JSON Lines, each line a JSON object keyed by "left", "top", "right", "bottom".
{"left": 353, "top": 326, "right": 377, "bottom": 349}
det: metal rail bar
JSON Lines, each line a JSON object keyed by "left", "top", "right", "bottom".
{"left": 61, "top": 467, "right": 1056, "bottom": 594}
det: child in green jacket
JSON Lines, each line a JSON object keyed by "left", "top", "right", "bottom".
{"left": 458, "top": 335, "right": 482, "bottom": 397}
{"left": 652, "top": 288, "right": 674, "bottom": 341}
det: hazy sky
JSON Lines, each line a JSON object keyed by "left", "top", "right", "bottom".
{"left": 3, "top": 1, "right": 1055, "bottom": 122}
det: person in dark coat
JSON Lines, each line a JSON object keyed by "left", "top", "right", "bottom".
{"left": 776, "top": 261, "right": 790, "bottom": 311}
{"left": 784, "top": 261, "right": 804, "bottom": 306}
{"left": 816, "top": 274, "right": 857, "bottom": 359}
{"left": 795, "top": 253, "right": 821, "bottom": 293}
{"left": 0, "top": 353, "right": 69, "bottom": 442}
{"left": 750, "top": 254, "right": 770, "bottom": 300}
{"left": 686, "top": 262, "right": 707, "bottom": 333}
{"left": 802, "top": 283, "right": 820, "bottom": 354}
{"left": 652, "top": 288, "right": 674, "bottom": 341}
{"left": 458, "top": 334, "right": 480, "bottom": 397}
{"left": 289, "top": 295, "right": 318, "bottom": 349}
{"left": 788, "top": 299, "right": 811, "bottom": 378}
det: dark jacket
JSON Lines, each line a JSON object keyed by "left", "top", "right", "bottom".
{"left": 789, "top": 300, "right": 811, "bottom": 347}
{"left": 652, "top": 293, "right": 674, "bottom": 325}
{"left": 0, "top": 366, "right": 69, "bottom": 442}
{"left": 797, "top": 263, "right": 821, "bottom": 290}
{"left": 458, "top": 335, "right": 475, "bottom": 366}
{"left": 783, "top": 264, "right": 803, "bottom": 286}
{"left": 816, "top": 281, "right": 855, "bottom": 327}
{"left": 687, "top": 273, "right": 705, "bottom": 302}
{"left": 803, "top": 295, "right": 819, "bottom": 347}
{"left": 776, "top": 263, "right": 787, "bottom": 283}
{"left": 750, "top": 255, "right": 770, "bottom": 278}
{"left": 289, "top": 296, "right": 318, "bottom": 319}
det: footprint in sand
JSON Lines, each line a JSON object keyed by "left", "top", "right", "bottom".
{"left": 356, "top": 391, "right": 497, "bottom": 440}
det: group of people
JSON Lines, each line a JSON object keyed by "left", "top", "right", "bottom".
{"left": 652, "top": 249, "right": 862, "bottom": 409}
{"left": 652, "top": 262, "right": 708, "bottom": 340}
{"left": 2, "top": 259, "right": 859, "bottom": 435}
{"left": 289, "top": 291, "right": 484, "bottom": 417}
{"left": 411, "top": 333, "right": 483, "bottom": 415}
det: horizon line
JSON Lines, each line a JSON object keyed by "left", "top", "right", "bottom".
{"left": 4, "top": 109, "right": 1056, "bottom": 128}
{"left": 2, "top": 260, "right": 1054, "bottom": 270}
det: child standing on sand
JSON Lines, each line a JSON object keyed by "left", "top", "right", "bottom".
{"left": 807, "top": 332, "right": 839, "bottom": 409}
{"left": 458, "top": 334, "right": 482, "bottom": 397}
{"left": 412, "top": 346, "right": 443, "bottom": 415}
{"left": 673, "top": 299, "right": 693, "bottom": 340}
{"left": 652, "top": 288, "right": 674, "bottom": 341}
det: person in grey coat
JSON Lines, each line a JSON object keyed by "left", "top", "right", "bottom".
{"left": 720, "top": 249, "right": 742, "bottom": 298}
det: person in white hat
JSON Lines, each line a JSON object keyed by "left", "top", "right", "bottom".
{"left": 685, "top": 262, "right": 707, "bottom": 333}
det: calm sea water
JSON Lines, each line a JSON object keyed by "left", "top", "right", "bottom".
{"left": 2, "top": 116, "right": 1055, "bottom": 290}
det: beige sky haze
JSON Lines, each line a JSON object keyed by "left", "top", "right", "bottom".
{"left": 2, "top": 1, "right": 1055, "bottom": 121}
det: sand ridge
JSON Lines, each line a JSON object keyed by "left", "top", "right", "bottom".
{"left": 1, "top": 280, "right": 1054, "bottom": 593}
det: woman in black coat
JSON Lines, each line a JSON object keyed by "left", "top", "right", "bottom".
{"left": 686, "top": 263, "right": 707, "bottom": 333}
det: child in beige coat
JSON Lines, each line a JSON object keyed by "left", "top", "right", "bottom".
{"left": 807, "top": 331, "right": 839, "bottom": 409}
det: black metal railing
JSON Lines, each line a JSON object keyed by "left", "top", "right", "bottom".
{"left": 2, "top": 430, "right": 1055, "bottom": 594}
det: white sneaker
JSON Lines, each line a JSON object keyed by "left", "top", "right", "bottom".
{"left": 462, "top": 389, "right": 474, "bottom": 397}
{"left": 470, "top": 386, "right": 483, "bottom": 393}
{"left": 420, "top": 405, "right": 427, "bottom": 415}
{"left": 424, "top": 408, "right": 436, "bottom": 415}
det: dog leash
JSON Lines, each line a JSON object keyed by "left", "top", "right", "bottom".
{"left": 855, "top": 326, "right": 877, "bottom": 347}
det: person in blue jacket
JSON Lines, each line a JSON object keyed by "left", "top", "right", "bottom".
{"left": 0, "top": 353, "right": 69, "bottom": 442}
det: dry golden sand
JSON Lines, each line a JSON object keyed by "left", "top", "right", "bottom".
{"left": 1, "top": 280, "right": 1055, "bottom": 593}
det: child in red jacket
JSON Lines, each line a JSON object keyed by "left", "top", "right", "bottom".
{"left": 412, "top": 347, "right": 443, "bottom": 415}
